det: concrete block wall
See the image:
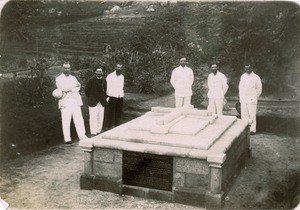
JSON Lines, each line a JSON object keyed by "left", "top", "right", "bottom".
{"left": 91, "top": 148, "right": 123, "bottom": 193}
{"left": 173, "top": 157, "right": 210, "bottom": 190}
{"left": 221, "top": 129, "right": 249, "bottom": 192}
{"left": 93, "top": 148, "right": 122, "bottom": 179}
{"left": 85, "top": 145, "right": 248, "bottom": 208}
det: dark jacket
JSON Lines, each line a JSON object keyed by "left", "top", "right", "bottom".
{"left": 85, "top": 76, "right": 107, "bottom": 107}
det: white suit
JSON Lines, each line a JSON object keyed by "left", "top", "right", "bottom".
{"left": 56, "top": 73, "right": 87, "bottom": 142}
{"left": 239, "top": 72, "right": 262, "bottom": 133}
{"left": 207, "top": 71, "right": 228, "bottom": 115}
{"left": 170, "top": 65, "right": 194, "bottom": 108}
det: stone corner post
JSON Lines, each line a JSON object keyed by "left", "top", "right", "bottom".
{"left": 207, "top": 153, "right": 226, "bottom": 194}
{"left": 79, "top": 140, "right": 94, "bottom": 175}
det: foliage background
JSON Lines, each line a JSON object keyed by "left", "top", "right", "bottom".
{"left": 0, "top": 1, "right": 299, "bottom": 159}
{"left": 1, "top": 1, "right": 299, "bottom": 95}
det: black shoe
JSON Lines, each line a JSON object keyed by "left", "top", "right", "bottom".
{"left": 250, "top": 131, "right": 256, "bottom": 135}
{"left": 65, "top": 141, "right": 72, "bottom": 144}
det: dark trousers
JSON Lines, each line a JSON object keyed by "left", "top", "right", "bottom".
{"left": 107, "top": 97, "right": 123, "bottom": 129}
{"left": 102, "top": 105, "right": 109, "bottom": 131}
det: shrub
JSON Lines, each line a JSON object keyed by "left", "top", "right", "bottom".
{"left": 133, "top": 70, "right": 155, "bottom": 94}
{"left": 191, "top": 78, "right": 206, "bottom": 108}
{"left": 73, "top": 69, "right": 94, "bottom": 92}
{"left": 153, "top": 82, "right": 174, "bottom": 96}
{"left": 0, "top": 77, "right": 62, "bottom": 161}
{"left": 14, "top": 76, "right": 56, "bottom": 106}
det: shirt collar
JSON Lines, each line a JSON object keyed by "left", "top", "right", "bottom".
{"left": 246, "top": 72, "right": 254, "bottom": 76}
{"left": 62, "top": 73, "right": 70, "bottom": 78}
{"left": 212, "top": 71, "right": 219, "bottom": 76}
{"left": 114, "top": 71, "right": 122, "bottom": 76}
{"left": 180, "top": 65, "right": 187, "bottom": 69}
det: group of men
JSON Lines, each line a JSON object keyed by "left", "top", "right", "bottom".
{"left": 55, "top": 62, "right": 124, "bottom": 144}
{"left": 170, "top": 57, "right": 262, "bottom": 135}
{"left": 55, "top": 57, "right": 262, "bottom": 144}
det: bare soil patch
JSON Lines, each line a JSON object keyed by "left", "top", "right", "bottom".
{"left": 1, "top": 93, "right": 300, "bottom": 209}
{"left": 0, "top": 133, "right": 298, "bottom": 209}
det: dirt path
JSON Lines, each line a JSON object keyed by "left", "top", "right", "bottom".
{"left": 0, "top": 142, "right": 197, "bottom": 209}
{"left": 224, "top": 134, "right": 300, "bottom": 209}
{"left": 0, "top": 132, "right": 299, "bottom": 209}
{"left": 125, "top": 92, "right": 300, "bottom": 119}
{"left": 0, "top": 92, "right": 299, "bottom": 209}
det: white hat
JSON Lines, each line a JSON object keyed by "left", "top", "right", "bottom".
{"left": 52, "top": 89, "right": 65, "bottom": 99}
{"left": 180, "top": 57, "right": 187, "bottom": 62}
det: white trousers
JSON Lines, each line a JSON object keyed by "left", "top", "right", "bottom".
{"left": 241, "top": 103, "right": 257, "bottom": 132}
{"left": 88, "top": 102, "right": 105, "bottom": 135}
{"left": 208, "top": 98, "right": 224, "bottom": 115}
{"left": 175, "top": 96, "right": 191, "bottom": 108}
{"left": 60, "top": 105, "right": 86, "bottom": 142}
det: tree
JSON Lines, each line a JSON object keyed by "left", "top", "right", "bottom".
{"left": 218, "top": 1, "right": 300, "bottom": 92}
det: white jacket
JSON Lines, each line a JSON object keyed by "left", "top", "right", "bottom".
{"left": 56, "top": 73, "right": 83, "bottom": 109}
{"left": 207, "top": 71, "right": 228, "bottom": 99}
{"left": 170, "top": 66, "right": 194, "bottom": 97}
{"left": 239, "top": 72, "right": 262, "bottom": 104}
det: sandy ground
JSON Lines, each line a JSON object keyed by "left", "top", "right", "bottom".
{"left": 0, "top": 140, "right": 198, "bottom": 210}
{"left": 0, "top": 93, "right": 299, "bottom": 209}
{"left": 0, "top": 132, "right": 299, "bottom": 209}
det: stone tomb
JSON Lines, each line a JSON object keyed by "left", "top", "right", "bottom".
{"left": 79, "top": 107, "right": 251, "bottom": 208}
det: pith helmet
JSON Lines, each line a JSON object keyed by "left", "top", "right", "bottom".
{"left": 52, "top": 89, "right": 65, "bottom": 99}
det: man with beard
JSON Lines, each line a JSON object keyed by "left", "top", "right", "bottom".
{"left": 207, "top": 64, "right": 228, "bottom": 115}
{"left": 55, "top": 62, "right": 87, "bottom": 144}
{"left": 85, "top": 68, "right": 107, "bottom": 136}
{"left": 170, "top": 57, "right": 194, "bottom": 108}
{"left": 106, "top": 63, "right": 124, "bottom": 129}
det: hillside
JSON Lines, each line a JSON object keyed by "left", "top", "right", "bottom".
{"left": 0, "top": 1, "right": 299, "bottom": 96}
{"left": 1, "top": 1, "right": 154, "bottom": 57}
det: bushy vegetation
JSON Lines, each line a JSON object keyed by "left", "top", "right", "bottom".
{"left": 0, "top": 78, "right": 61, "bottom": 160}
{"left": 0, "top": 1, "right": 299, "bottom": 161}
{"left": 116, "top": 1, "right": 299, "bottom": 98}
{"left": 1, "top": 1, "right": 299, "bottom": 98}
{"left": 14, "top": 76, "right": 55, "bottom": 106}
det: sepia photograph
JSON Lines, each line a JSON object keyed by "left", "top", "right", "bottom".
{"left": 0, "top": 0, "right": 299, "bottom": 209}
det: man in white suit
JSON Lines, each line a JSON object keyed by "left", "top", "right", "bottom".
{"left": 207, "top": 64, "right": 228, "bottom": 115}
{"left": 239, "top": 65, "right": 262, "bottom": 135}
{"left": 55, "top": 62, "right": 87, "bottom": 144}
{"left": 170, "top": 57, "right": 194, "bottom": 108}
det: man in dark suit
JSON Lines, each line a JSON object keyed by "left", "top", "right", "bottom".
{"left": 85, "top": 68, "right": 108, "bottom": 136}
